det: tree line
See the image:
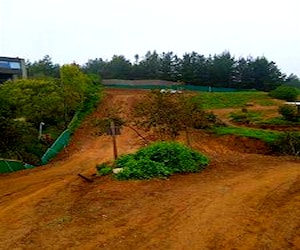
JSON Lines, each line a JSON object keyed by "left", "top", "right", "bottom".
{"left": 26, "top": 52, "right": 300, "bottom": 91}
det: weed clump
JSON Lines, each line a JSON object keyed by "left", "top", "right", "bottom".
{"left": 114, "top": 141, "right": 209, "bottom": 180}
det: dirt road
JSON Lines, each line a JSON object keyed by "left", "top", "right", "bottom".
{"left": 0, "top": 89, "right": 299, "bottom": 249}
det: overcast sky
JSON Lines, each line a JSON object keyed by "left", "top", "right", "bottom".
{"left": 0, "top": 0, "right": 299, "bottom": 76}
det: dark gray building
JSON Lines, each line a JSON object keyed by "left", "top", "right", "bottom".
{"left": 0, "top": 56, "right": 27, "bottom": 83}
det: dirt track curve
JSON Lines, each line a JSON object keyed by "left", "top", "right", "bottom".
{"left": 0, "top": 88, "right": 299, "bottom": 250}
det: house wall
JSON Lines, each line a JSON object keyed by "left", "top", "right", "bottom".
{"left": 0, "top": 57, "right": 27, "bottom": 83}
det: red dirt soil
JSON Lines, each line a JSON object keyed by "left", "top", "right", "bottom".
{"left": 0, "top": 89, "right": 299, "bottom": 250}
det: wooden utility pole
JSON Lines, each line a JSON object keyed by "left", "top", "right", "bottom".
{"left": 110, "top": 121, "right": 118, "bottom": 160}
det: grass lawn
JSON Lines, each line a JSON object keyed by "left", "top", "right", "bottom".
{"left": 193, "top": 91, "right": 277, "bottom": 109}
{"left": 212, "top": 126, "right": 282, "bottom": 143}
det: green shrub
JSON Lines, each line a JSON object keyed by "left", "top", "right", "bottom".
{"left": 229, "top": 109, "right": 261, "bottom": 124}
{"left": 96, "top": 162, "right": 113, "bottom": 176}
{"left": 116, "top": 158, "right": 170, "bottom": 180}
{"left": 269, "top": 85, "right": 299, "bottom": 101}
{"left": 278, "top": 105, "right": 299, "bottom": 122}
{"left": 114, "top": 141, "right": 209, "bottom": 180}
{"left": 270, "top": 132, "right": 300, "bottom": 156}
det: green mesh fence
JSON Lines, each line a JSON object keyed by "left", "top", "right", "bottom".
{"left": 0, "top": 159, "right": 34, "bottom": 174}
{"left": 41, "top": 129, "right": 71, "bottom": 165}
{"left": 183, "top": 85, "right": 239, "bottom": 92}
{"left": 105, "top": 84, "right": 241, "bottom": 92}
{"left": 67, "top": 111, "right": 80, "bottom": 133}
{"left": 105, "top": 84, "right": 177, "bottom": 90}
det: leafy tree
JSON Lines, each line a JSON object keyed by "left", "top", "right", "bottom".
{"left": 105, "top": 55, "right": 132, "bottom": 79}
{"left": 210, "top": 51, "right": 235, "bottom": 87}
{"left": 60, "top": 64, "right": 92, "bottom": 125}
{"left": 285, "top": 74, "right": 300, "bottom": 88}
{"left": 138, "top": 51, "right": 161, "bottom": 79}
{"left": 159, "top": 52, "right": 179, "bottom": 81}
{"left": 133, "top": 90, "right": 214, "bottom": 140}
{"left": 0, "top": 79, "right": 64, "bottom": 126}
{"left": 26, "top": 55, "right": 60, "bottom": 79}
{"left": 82, "top": 58, "right": 106, "bottom": 79}
{"left": 0, "top": 83, "right": 50, "bottom": 163}
{"left": 0, "top": 117, "right": 44, "bottom": 163}
{"left": 179, "top": 52, "right": 209, "bottom": 85}
{"left": 250, "top": 57, "right": 285, "bottom": 91}
{"left": 233, "top": 57, "right": 254, "bottom": 88}
{"left": 134, "top": 54, "right": 139, "bottom": 64}
{"left": 269, "top": 85, "right": 299, "bottom": 101}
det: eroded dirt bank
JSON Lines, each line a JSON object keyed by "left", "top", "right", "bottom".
{"left": 0, "top": 88, "right": 299, "bottom": 250}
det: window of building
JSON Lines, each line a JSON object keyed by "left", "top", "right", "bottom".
{"left": 0, "top": 61, "right": 10, "bottom": 69}
{"left": 9, "top": 62, "right": 21, "bottom": 69}
{"left": 0, "top": 61, "right": 21, "bottom": 69}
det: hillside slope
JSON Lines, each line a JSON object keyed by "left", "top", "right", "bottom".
{"left": 0, "top": 88, "right": 299, "bottom": 249}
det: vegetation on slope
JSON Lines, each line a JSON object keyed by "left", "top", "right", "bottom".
{"left": 114, "top": 141, "right": 209, "bottom": 180}
{"left": 0, "top": 64, "right": 102, "bottom": 164}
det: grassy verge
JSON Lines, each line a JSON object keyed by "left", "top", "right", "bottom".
{"left": 193, "top": 91, "right": 276, "bottom": 109}
{"left": 211, "top": 126, "right": 282, "bottom": 143}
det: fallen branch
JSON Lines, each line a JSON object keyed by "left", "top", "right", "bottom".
{"left": 78, "top": 173, "right": 93, "bottom": 183}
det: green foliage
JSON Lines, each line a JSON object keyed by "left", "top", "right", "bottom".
{"left": 26, "top": 55, "right": 60, "bottom": 79}
{"left": 278, "top": 105, "right": 299, "bottom": 122}
{"left": 270, "top": 132, "right": 300, "bottom": 156}
{"left": 260, "top": 116, "right": 298, "bottom": 125}
{"left": 0, "top": 79, "right": 65, "bottom": 127}
{"left": 0, "top": 65, "right": 102, "bottom": 165}
{"left": 60, "top": 64, "right": 93, "bottom": 125}
{"left": 269, "top": 85, "right": 299, "bottom": 101}
{"left": 248, "top": 57, "right": 284, "bottom": 91}
{"left": 285, "top": 74, "right": 300, "bottom": 88}
{"left": 114, "top": 141, "right": 209, "bottom": 180}
{"left": 210, "top": 51, "right": 235, "bottom": 86}
{"left": 96, "top": 163, "right": 113, "bottom": 176}
{"left": 212, "top": 126, "right": 282, "bottom": 143}
{"left": 83, "top": 51, "right": 287, "bottom": 90}
{"left": 196, "top": 91, "right": 276, "bottom": 109}
{"left": 229, "top": 109, "right": 262, "bottom": 124}
{"left": 68, "top": 84, "right": 103, "bottom": 133}
{"left": 0, "top": 117, "right": 46, "bottom": 164}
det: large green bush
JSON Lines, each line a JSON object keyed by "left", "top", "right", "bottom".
{"left": 269, "top": 85, "right": 299, "bottom": 102}
{"left": 114, "top": 141, "right": 209, "bottom": 180}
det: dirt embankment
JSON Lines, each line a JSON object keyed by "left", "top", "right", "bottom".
{"left": 0, "top": 88, "right": 299, "bottom": 250}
